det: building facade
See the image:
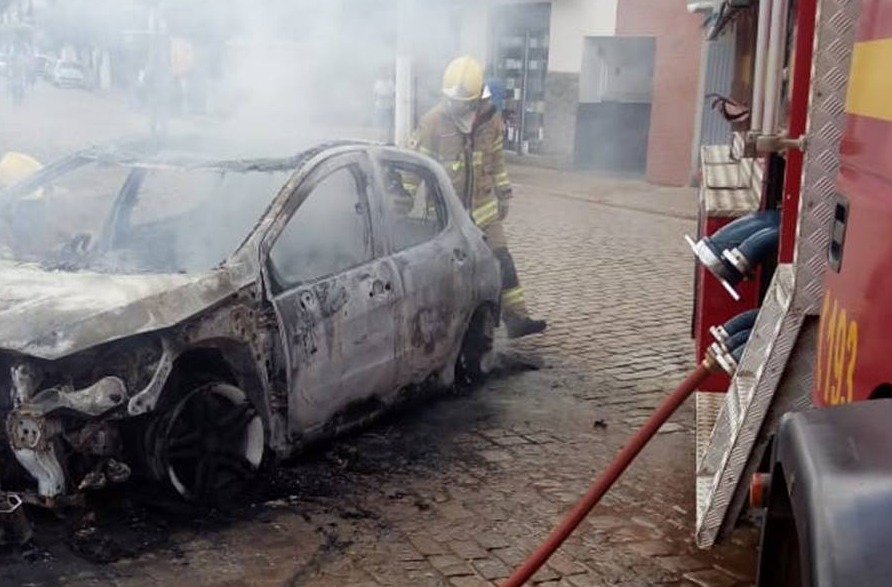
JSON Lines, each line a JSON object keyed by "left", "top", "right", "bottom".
{"left": 449, "top": 0, "right": 705, "bottom": 186}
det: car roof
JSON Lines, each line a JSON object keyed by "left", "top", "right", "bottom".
{"left": 80, "top": 137, "right": 380, "bottom": 170}
{"left": 0, "top": 137, "right": 384, "bottom": 200}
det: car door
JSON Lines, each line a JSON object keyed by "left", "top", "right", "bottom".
{"left": 372, "top": 151, "right": 474, "bottom": 387}
{"left": 263, "top": 152, "right": 401, "bottom": 435}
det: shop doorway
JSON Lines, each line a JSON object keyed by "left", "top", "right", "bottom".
{"left": 575, "top": 36, "right": 656, "bottom": 174}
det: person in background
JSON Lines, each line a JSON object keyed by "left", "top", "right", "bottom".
{"left": 410, "top": 56, "right": 546, "bottom": 339}
{"left": 485, "top": 74, "right": 506, "bottom": 114}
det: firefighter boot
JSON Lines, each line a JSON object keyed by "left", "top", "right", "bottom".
{"left": 494, "top": 247, "right": 547, "bottom": 339}
{"left": 503, "top": 313, "right": 547, "bottom": 339}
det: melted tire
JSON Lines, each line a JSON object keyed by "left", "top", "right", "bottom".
{"left": 457, "top": 307, "right": 496, "bottom": 386}
{"left": 154, "top": 383, "right": 264, "bottom": 508}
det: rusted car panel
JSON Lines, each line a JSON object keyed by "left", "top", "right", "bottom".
{"left": 0, "top": 139, "right": 501, "bottom": 514}
{"left": 0, "top": 262, "right": 248, "bottom": 360}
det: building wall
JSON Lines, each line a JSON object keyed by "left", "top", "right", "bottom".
{"left": 548, "top": 0, "right": 618, "bottom": 73}
{"left": 460, "top": 16, "right": 489, "bottom": 64}
{"left": 543, "top": 0, "right": 617, "bottom": 158}
{"left": 616, "top": 0, "right": 704, "bottom": 185}
{"left": 579, "top": 36, "right": 655, "bottom": 103}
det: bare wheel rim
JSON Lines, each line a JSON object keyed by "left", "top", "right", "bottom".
{"left": 162, "top": 383, "right": 263, "bottom": 504}
{"left": 459, "top": 308, "right": 496, "bottom": 381}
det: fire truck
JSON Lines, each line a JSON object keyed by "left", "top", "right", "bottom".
{"left": 686, "top": 0, "right": 892, "bottom": 583}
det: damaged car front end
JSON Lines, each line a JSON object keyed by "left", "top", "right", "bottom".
{"left": 2, "top": 336, "right": 168, "bottom": 501}
{"left": 0, "top": 142, "right": 288, "bottom": 531}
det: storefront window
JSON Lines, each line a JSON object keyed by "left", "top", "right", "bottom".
{"left": 490, "top": 3, "right": 551, "bottom": 155}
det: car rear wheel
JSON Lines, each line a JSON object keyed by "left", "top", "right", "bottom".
{"left": 154, "top": 382, "right": 264, "bottom": 506}
{"left": 457, "top": 306, "right": 496, "bottom": 384}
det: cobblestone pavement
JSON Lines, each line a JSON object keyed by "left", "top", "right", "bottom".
{"left": 0, "top": 86, "right": 757, "bottom": 586}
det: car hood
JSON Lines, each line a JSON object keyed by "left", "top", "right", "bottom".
{"left": 0, "top": 262, "right": 246, "bottom": 360}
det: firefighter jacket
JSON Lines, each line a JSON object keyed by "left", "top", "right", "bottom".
{"left": 410, "top": 102, "right": 512, "bottom": 232}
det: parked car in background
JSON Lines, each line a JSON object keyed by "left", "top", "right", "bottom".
{"left": 51, "top": 60, "right": 89, "bottom": 89}
{"left": 33, "top": 54, "right": 54, "bottom": 82}
{"left": 0, "top": 138, "right": 501, "bottom": 512}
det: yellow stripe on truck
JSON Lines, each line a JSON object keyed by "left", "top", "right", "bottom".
{"left": 846, "top": 38, "right": 892, "bottom": 122}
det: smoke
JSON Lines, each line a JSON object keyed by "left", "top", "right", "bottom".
{"left": 3, "top": 0, "right": 471, "bottom": 154}
{"left": 1, "top": 0, "right": 475, "bottom": 274}
{"left": 208, "top": 0, "right": 397, "bottom": 151}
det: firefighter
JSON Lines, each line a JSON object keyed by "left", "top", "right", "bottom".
{"left": 411, "top": 56, "right": 546, "bottom": 339}
{"left": 0, "top": 151, "right": 44, "bottom": 198}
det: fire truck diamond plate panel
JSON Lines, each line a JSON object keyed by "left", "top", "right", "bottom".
{"left": 796, "top": 0, "right": 861, "bottom": 315}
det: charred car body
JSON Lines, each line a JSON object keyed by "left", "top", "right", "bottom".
{"left": 0, "top": 139, "right": 501, "bottom": 514}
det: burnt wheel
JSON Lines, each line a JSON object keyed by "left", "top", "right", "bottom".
{"left": 158, "top": 383, "right": 264, "bottom": 506}
{"left": 457, "top": 306, "right": 496, "bottom": 384}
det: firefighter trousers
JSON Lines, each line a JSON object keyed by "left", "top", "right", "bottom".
{"left": 483, "top": 220, "right": 530, "bottom": 320}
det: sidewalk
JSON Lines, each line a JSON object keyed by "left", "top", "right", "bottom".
{"left": 508, "top": 164, "right": 699, "bottom": 221}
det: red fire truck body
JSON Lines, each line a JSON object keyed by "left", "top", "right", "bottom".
{"left": 814, "top": 12, "right": 892, "bottom": 408}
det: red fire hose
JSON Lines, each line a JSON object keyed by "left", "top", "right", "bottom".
{"left": 500, "top": 359, "right": 716, "bottom": 587}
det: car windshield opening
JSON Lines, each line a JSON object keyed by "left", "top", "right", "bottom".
{"left": 0, "top": 159, "right": 288, "bottom": 274}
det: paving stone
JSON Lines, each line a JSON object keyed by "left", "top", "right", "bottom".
{"left": 471, "top": 558, "right": 511, "bottom": 581}
{"left": 627, "top": 540, "right": 680, "bottom": 558}
{"left": 395, "top": 545, "right": 428, "bottom": 562}
{"left": 683, "top": 568, "right": 741, "bottom": 587}
{"left": 479, "top": 450, "right": 515, "bottom": 463}
{"left": 428, "top": 555, "right": 475, "bottom": 578}
{"left": 712, "top": 564, "right": 755, "bottom": 582}
{"left": 449, "top": 540, "right": 490, "bottom": 561}
{"left": 535, "top": 580, "right": 579, "bottom": 587}
{"left": 475, "top": 531, "right": 513, "bottom": 551}
{"left": 410, "top": 535, "right": 449, "bottom": 556}
{"left": 656, "top": 555, "right": 715, "bottom": 574}
{"left": 546, "top": 552, "right": 588, "bottom": 577}
{"left": 491, "top": 547, "right": 530, "bottom": 567}
{"left": 659, "top": 423, "right": 688, "bottom": 434}
{"left": 585, "top": 515, "right": 628, "bottom": 531}
{"left": 449, "top": 576, "right": 494, "bottom": 587}
{"left": 566, "top": 573, "right": 614, "bottom": 587}
{"left": 607, "top": 524, "right": 661, "bottom": 543}
{"left": 531, "top": 565, "right": 562, "bottom": 584}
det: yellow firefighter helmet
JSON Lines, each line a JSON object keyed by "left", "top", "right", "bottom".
{"left": 442, "top": 56, "right": 485, "bottom": 101}
{"left": 0, "top": 152, "right": 44, "bottom": 200}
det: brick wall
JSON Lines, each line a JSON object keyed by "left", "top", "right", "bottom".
{"left": 616, "top": 0, "right": 704, "bottom": 186}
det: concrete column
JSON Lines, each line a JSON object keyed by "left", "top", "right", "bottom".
{"left": 99, "top": 50, "right": 113, "bottom": 91}
{"left": 394, "top": 56, "right": 414, "bottom": 146}
{"left": 394, "top": 0, "right": 415, "bottom": 146}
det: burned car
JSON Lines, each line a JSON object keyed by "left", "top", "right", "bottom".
{"left": 0, "top": 139, "right": 501, "bottom": 510}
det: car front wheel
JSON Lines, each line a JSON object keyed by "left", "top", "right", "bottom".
{"left": 150, "top": 382, "right": 264, "bottom": 506}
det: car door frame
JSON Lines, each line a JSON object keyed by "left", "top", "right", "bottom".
{"left": 368, "top": 148, "right": 476, "bottom": 390}
{"left": 258, "top": 149, "right": 402, "bottom": 439}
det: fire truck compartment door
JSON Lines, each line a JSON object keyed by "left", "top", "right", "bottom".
{"left": 767, "top": 400, "right": 892, "bottom": 586}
